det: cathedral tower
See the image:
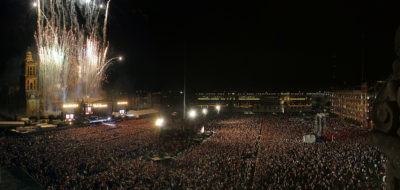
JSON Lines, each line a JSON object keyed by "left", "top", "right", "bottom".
{"left": 25, "top": 50, "right": 40, "bottom": 117}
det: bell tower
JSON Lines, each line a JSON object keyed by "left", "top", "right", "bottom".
{"left": 25, "top": 50, "right": 40, "bottom": 117}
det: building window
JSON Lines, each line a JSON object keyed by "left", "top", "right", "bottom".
{"left": 30, "top": 83, "right": 33, "bottom": 90}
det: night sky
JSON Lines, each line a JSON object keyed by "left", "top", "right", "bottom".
{"left": 1, "top": 0, "right": 399, "bottom": 92}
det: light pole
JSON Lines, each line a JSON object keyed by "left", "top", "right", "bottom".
{"left": 202, "top": 108, "right": 208, "bottom": 116}
{"left": 201, "top": 108, "right": 208, "bottom": 125}
{"left": 216, "top": 105, "right": 221, "bottom": 114}
{"left": 155, "top": 117, "right": 164, "bottom": 143}
{"left": 183, "top": 42, "right": 187, "bottom": 120}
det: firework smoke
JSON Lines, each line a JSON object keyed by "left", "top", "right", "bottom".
{"left": 35, "top": 0, "right": 112, "bottom": 113}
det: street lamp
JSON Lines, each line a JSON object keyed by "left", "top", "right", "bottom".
{"left": 188, "top": 109, "right": 197, "bottom": 119}
{"left": 202, "top": 108, "right": 208, "bottom": 115}
{"left": 216, "top": 105, "right": 221, "bottom": 114}
{"left": 155, "top": 118, "right": 164, "bottom": 127}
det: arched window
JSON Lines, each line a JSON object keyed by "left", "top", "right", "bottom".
{"left": 30, "top": 83, "right": 33, "bottom": 90}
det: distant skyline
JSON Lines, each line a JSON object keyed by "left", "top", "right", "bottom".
{"left": 0, "top": 0, "right": 399, "bottom": 92}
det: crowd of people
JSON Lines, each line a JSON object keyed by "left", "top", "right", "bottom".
{"left": 169, "top": 117, "right": 262, "bottom": 189}
{"left": 253, "top": 116, "right": 386, "bottom": 189}
{"left": 0, "top": 114, "right": 386, "bottom": 189}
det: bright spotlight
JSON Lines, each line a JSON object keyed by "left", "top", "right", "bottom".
{"left": 189, "top": 110, "right": 197, "bottom": 119}
{"left": 202, "top": 108, "right": 208, "bottom": 115}
{"left": 32, "top": 2, "right": 38, "bottom": 7}
{"left": 155, "top": 118, "right": 164, "bottom": 127}
{"left": 93, "top": 103, "right": 107, "bottom": 108}
{"left": 118, "top": 56, "right": 123, "bottom": 61}
{"left": 216, "top": 105, "right": 221, "bottom": 111}
{"left": 99, "top": 4, "right": 104, "bottom": 8}
{"left": 63, "top": 104, "right": 79, "bottom": 108}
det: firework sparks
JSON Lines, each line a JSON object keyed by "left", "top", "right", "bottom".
{"left": 34, "top": 0, "right": 111, "bottom": 113}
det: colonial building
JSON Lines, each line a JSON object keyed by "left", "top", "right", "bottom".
{"left": 25, "top": 50, "right": 40, "bottom": 117}
{"left": 331, "top": 83, "right": 370, "bottom": 126}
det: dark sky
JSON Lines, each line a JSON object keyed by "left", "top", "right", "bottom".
{"left": 1, "top": 0, "right": 399, "bottom": 92}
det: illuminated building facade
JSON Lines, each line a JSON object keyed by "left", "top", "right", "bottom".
{"left": 280, "top": 92, "right": 313, "bottom": 113}
{"left": 191, "top": 92, "right": 330, "bottom": 113}
{"left": 25, "top": 50, "right": 40, "bottom": 117}
{"left": 331, "top": 84, "right": 370, "bottom": 126}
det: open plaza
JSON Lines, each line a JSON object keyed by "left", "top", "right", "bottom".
{"left": 0, "top": 114, "right": 386, "bottom": 189}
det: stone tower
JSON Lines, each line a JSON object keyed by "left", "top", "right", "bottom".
{"left": 25, "top": 50, "right": 40, "bottom": 117}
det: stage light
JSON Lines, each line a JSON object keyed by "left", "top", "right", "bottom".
{"left": 63, "top": 104, "right": 79, "bottom": 108}
{"left": 86, "top": 107, "right": 92, "bottom": 115}
{"left": 65, "top": 114, "right": 75, "bottom": 122}
{"left": 93, "top": 103, "right": 108, "bottom": 108}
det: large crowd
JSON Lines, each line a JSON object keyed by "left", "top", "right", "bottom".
{"left": 253, "top": 116, "right": 386, "bottom": 189}
{"left": 0, "top": 114, "right": 386, "bottom": 189}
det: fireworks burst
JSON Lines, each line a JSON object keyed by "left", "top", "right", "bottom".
{"left": 34, "top": 0, "right": 112, "bottom": 112}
